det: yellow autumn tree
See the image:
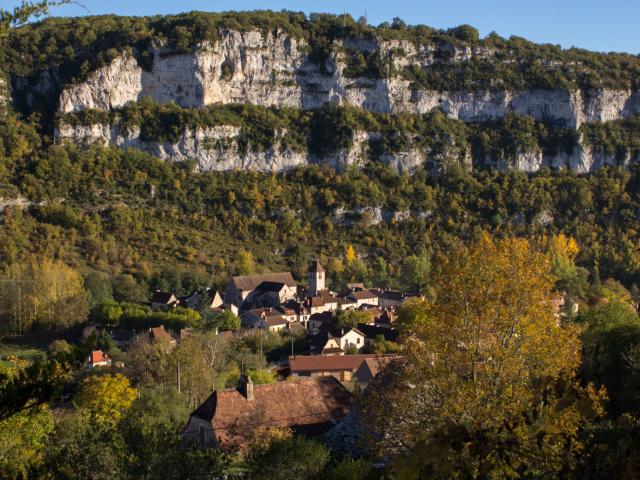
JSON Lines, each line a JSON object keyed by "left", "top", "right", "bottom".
{"left": 0, "top": 258, "right": 88, "bottom": 334}
{"left": 345, "top": 245, "right": 356, "bottom": 265}
{"left": 74, "top": 374, "right": 137, "bottom": 425}
{"left": 362, "top": 235, "right": 604, "bottom": 479}
{"left": 238, "top": 250, "right": 256, "bottom": 275}
{"left": 550, "top": 233, "right": 580, "bottom": 259}
{"left": 544, "top": 234, "right": 589, "bottom": 298}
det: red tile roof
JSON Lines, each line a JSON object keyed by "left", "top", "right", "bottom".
{"left": 89, "top": 350, "right": 110, "bottom": 365}
{"left": 289, "top": 354, "right": 398, "bottom": 373}
{"left": 191, "top": 377, "right": 352, "bottom": 450}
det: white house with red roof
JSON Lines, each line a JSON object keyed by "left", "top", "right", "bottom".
{"left": 87, "top": 350, "right": 112, "bottom": 369}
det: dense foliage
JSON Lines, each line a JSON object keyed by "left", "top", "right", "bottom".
{"left": 4, "top": 10, "right": 640, "bottom": 121}
{"left": 2, "top": 7, "right": 640, "bottom": 479}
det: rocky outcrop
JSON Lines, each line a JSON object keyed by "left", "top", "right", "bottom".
{"left": 55, "top": 122, "right": 308, "bottom": 172}
{"left": 0, "top": 75, "right": 9, "bottom": 109}
{"left": 56, "top": 120, "right": 638, "bottom": 173}
{"left": 57, "top": 31, "right": 640, "bottom": 129}
{"left": 55, "top": 121, "right": 438, "bottom": 173}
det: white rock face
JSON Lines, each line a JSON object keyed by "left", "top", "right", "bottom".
{"left": 0, "top": 75, "right": 9, "bottom": 108}
{"left": 58, "top": 31, "right": 640, "bottom": 129}
{"left": 55, "top": 122, "right": 441, "bottom": 173}
{"left": 55, "top": 122, "right": 308, "bottom": 172}
{"left": 57, "top": 120, "right": 638, "bottom": 173}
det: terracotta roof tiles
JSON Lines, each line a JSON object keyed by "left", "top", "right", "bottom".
{"left": 191, "top": 377, "right": 351, "bottom": 450}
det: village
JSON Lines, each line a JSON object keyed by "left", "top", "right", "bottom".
{"left": 82, "top": 261, "right": 418, "bottom": 450}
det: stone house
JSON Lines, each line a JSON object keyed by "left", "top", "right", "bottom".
{"left": 309, "top": 327, "right": 366, "bottom": 354}
{"left": 348, "top": 289, "right": 380, "bottom": 307}
{"left": 224, "top": 272, "right": 296, "bottom": 307}
{"left": 378, "top": 290, "right": 405, "bottom": 308}
{"left": 247, "top": 281, "right": 297, "bottom": 308}
{"left": 181, "top": 375, "right": 352, "bottom": 451}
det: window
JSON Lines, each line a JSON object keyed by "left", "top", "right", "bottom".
{"left": 318, "top": 273, "right": 323, "bottom": 279}
{"left": 357, "top": 338, "right": 361, "bottom": 344}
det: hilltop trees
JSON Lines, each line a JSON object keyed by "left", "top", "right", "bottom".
{"left": 0, "top": 1, "right": 69, "bottom": 37}
{"left": 363, "top": 235, "right": 604, "bottom": 478}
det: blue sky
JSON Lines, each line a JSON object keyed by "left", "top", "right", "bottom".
{"left": 4, "top": 0, "right": 639, "bottom": 54}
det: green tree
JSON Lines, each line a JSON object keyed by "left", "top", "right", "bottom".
{"left": 96, "top": 299, "right": 123, "bottom": 326}
{"left": 112, "top": 273, "right": 148, "bottom": 303}
{"left": 336, "top": 308, "right": 371, "bottom": 330}
{"left": 578, "top": 299, "right": 640, "bottom": 416}
{"left": 170, "top": 335, "right": 215, "bottom": 408}
{"left": 118, "top": 386, "right": 230, "bottom": 479}
{"left": 0, "top": 1, "right": 69, "bottom": 37}
{"left": 399, "top": 252, "right": 430, "bottom": 294}
{"left": 363, "top": 235, "right": 604, "bottom": 479}
{"left": 0, "top": 357, "right": 69, "bottom": 421}
{"left": 44, "top": 414, "right": 129, "bottom": 480}
{"left": 209, "top": 309, "right": 240, "bottom": 331}
{"left": 323, "top": 458, "right": 374, "bottom": 480}
{"left": 238, "top": 250, "right": 256, "bottom": 275}
{"left": 247, "top": 431, "right": 330, "bottom": 480}
{"left": 84, "top": 271, "right": 113, "bottom": 306}
{"left": 0, "top": 405, "right": 54, "bottom": 479}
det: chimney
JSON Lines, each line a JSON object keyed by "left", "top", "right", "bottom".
{"left": 238, "top": 374, "right": 254, "bottom": 401}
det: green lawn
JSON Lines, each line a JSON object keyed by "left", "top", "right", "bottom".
{"left": 0, "top": 335, "right": 49, "bottom": 367}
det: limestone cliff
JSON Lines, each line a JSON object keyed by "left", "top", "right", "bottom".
{"left": 55, "top": 120, "right": 636, "bottom": 174}
{"left": 0, "top": 75, "right": 9, "bottom": 110}
{"left": 54, "top": 122, "right": 425, "bottom": 173}
{"left": 57, "top": 31, "right": 640, "bottom": 129}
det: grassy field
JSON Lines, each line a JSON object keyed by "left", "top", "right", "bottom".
{"left": 0, "top": 335, "right": 48, "bottom": 368}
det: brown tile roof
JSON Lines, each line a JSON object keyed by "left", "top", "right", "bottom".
{"left": 319, "top": 291, "right": 338, "bottom": 302}
{"left": 309, "top": 297, "right": 325, "bottom": 307}
{"left": 191, "top": 377, "right": 352, "bottom": 450}
{"left": 321, "top": 347, "right": 344, "bottom": 355}
{"left": 149, "top": 325, "right": 175, "bottom": 343}
{"left": 265, "top": 315, "right": 287, "bottom": 327}
{"left": 289, "top": 354, "right": 398, "bottom": 373}
{"left": 287, "top": 322, "right": 306, "bottom": 334}
{"left": 350, "top": 289, "right": 380, "bottom": 300}
{"left": 356, "top": 356, "right": 401, "bottom": 379}
{"left": 380, "top": 290, "right": 405, "bottom": 302}
{"left": 337, "top": 297, "right": 358, "bottom": 305}
{"left": 232, "top": 272, "right": 296, "bottom": 291}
